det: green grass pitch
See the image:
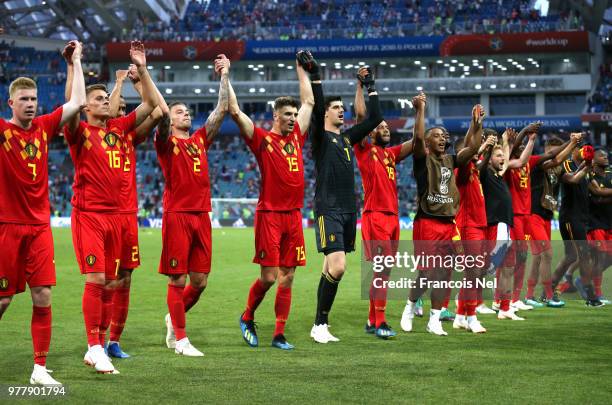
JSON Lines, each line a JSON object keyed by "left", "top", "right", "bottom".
{"left": 1, "top": 228, "right": 611, "bottom": 404}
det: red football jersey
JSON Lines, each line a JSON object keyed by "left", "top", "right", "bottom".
{"left": 0, "top": 107, "right": 63, "bottom": 224}
{"left": 244, "top": 123, "right": 306, "bottom": 211}
{"left": 156, "top": 127, "right": 211, "bottom": 212}
{"left": 119, "top": 130, "right": 141, "bottom": 213}
{"left": 65, "top": 111, "right": 136, "bottom": 212}
{"left": 354, "top": 142, "right": 403, "bottom": 214}
{"left": 455, "top": 160, "right": 487, "bottom": 228}
{"left": 505, "top": 155, "right": 540, "bottom": 215}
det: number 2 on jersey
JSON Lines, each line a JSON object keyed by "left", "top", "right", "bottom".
{"left": 193, "top": 157, "right": 201, "bottom": 173}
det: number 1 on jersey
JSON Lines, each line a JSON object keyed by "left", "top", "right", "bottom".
{"left": 343, "top": 147, "right": 351, "bottom": 161}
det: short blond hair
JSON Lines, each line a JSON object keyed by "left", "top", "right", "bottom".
{"left": 9, "top": 77, "right": 37, "bottom": 99}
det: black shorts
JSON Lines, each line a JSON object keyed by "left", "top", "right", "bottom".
{"left": 559, "top": 220, "right": 588, "bottom": 258}
{"left": 315, "top": 212, "right": 357, "bottom": 255}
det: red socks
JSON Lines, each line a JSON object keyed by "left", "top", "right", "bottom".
{"left": 368, "top": 297, "right": 376, "bottom": 326}
{"left": 109, "top": 287, "right": 130, "bottom": 342}
{"left": 593, "top": 276, "right": 602, "bottom": 297}
{"left": 82, "top": 282, "right": 104, "bottom": 347}
{"left": 183, "top": 284, "right": 203, "bottom": 313}
{"left": 167, "top": 285, "right": 186, "bottom": 341}
{"left": 99, "top": 288, "right": 114, "bottom": 345}
{"left": 512, "top": 261, "right": 526, "bottom": 302}
{"left": 243, "top": 279, "right": 271, "bottom": 321}
{"left": 526, "top": 278, "right": 538, "bottom": 298}
{"left": 456, "top": 288, "right": 466, "bottom": 316}
{"left": 31, "top": 306, "right": 52, "bottom": 366}
{"left": 274, "top": 286, "right": 292, "bottom": 336}
{"left": 543, "top": 280, "right": 553, "bottom": 300}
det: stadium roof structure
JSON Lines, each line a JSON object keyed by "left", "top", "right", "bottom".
{"left": 0, "top": 0, "right": 182, "bottom": 43}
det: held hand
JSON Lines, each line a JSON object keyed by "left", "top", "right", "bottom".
{"left": 296, "top": 50, "right": 320, "bottom": 80}
{"left": 412, "top": 92, "right": 427, "bottom": 111}
{"left": 71, "top": 41, "right": 83, "bottom": 63}
{"left": 127, "top": 64, "right": 140, "bottom": 83}
{"left": 570, "top": 132, "right": 583, "bottom": 143}
{"left": 129, "top": 40, "right": 147, "bottom": 67}
{"left": 62, "top": 41, "right": 76, "bottom": 64}
{"left": 116, "top": 69, "right": 129, "bottom": 82}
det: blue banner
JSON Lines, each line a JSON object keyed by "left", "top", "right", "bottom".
{"left": 434, "top": 116, "right": 582, "bottom": 132}
{"left": 244, "top": 37, "right": 444, "bottom": 60}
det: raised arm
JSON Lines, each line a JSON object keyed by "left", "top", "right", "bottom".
{"left": 295, "top": 58, "right": 314, "bottom": 134}
{"left": 204, "top": 54, "right": 230, "bottom": 143}
{"left": 510, "top": 121, "right": 541, "bottom": 158}
{"left": 130, "top": 41, "right": 158, "bottom": 127}
{"left": 60, "top": 41, "right": 86, "bottom": 130}
{"left": 476, "top": 134, "right": 497, "bottom": 171}
{"left": 109, "top": 69, "right": 128, "bottom": 117}
{"left": 456, "top": 104, "right": 485, "bottom": 166}
{"left": 539, "top": 133, "right": 582, "bottom": 170}
{"left": 499, "top": 128, "right": 512, "bottom": 176}
{"left": 354, "top": 68, "right": 367, "bottom": 124}
{"left": 228, "top": 77, "right": 254, "bottom": 140}
{"left": 412, "top": 92, "right": 427, "bottom": 158}
{"left": 345, "top": 68, "right": 383, "bottom": 145}
{"left": 296, "top": 50, "right": 323, "bottom": 146}
{"left": 62, "top": 42, "right": 75, "bottom": 102}
{"left": 507, "top": 132, "right": 536, "bottom": 169}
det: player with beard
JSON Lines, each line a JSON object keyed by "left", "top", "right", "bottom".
{"left": 353, "top": 74, "right": 415, "bottom": 339}
{"left": 479, "top": 129, "right": 526, "bottom": 321}
{"left": 157, "top": 56, "right": 230, "bottom": 356}
{"left": 522, "top": 134, "right": 582, "bottom": 307}
{"left": 587, "top": 150, "right": 612, "bottom": 303}
{"left": 304, "top": 55, "right": 384, "bottom": 343}
{"left": 400, "top": 103, "right": 483, "bottom": 336}
{"left": 451, "top": 131, "right": 494, "bottom": 333}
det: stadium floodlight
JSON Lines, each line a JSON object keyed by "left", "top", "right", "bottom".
{"left": 563, "top": 58, "right": 570, "bottom": 63}
{"left": 478, "top": 65, "right": 484, "bottom": 69}
{"left": 510, "top": 83, "right": 517, "bottom": 89}
{"left": 358, "top": 61, "right": 366, "bottom": 66}
{"left": 259, "top": 88, "right": 266, "bottom": 93}
{"left": 472, "top": 59, "right": 479, "bottom": 64}
{"left": 165, "top": 88, "right": 172, "bottom": 94}
{"left": 527, "top": 58, "right": 534, "bottom": 62}
{"left": 248, "top": 64, "right": 254, "bottom": 68}
{"left": 451, "top": 59, "right": 457, "bottom": 63}
{"left": 487, "top": 59, "right": 493, "bottom": 63}
{"left": 444, "top": 63, "right": 450, "bottom": 67}
{"left": 490, "top": 84, "right": 497, "bottom": 89}
{"left": 193, "top": 65, "right": 200, "bottom": 69}
{"left": 474, "top": 84, "right": 482, "bottom": 90}
{"left": 208, "top": 88, "right": 216, "bottom": 93}
{"left": 164, "top": 65, "right": 171, "bottom": 70}
{"left": 414, "top": 60, "right": 421, "bottom": 65}
{"left": 390, "top": 64, "right": 397, "bottom": 68}
{"left": 253, "top": 67, "right": 259, "bottom": 71}
{"left": 507, "top": 58, "right": 513, "bottom": 62}
{"left": 380, "top": 61, "right": 387, "bottom": 65}
{"left": 383, "top": 87, "right": 389, "bottom": 91}
{"left": 348, "top": 81, "right": 355, "bottom": 86}
{"left": 258, "top": 71, "right": 264, "bottom": 75}
{"left": 278, "top": 63, "right": 285, "bottom": 67}
{"left": 439, "top": 86, "right": 446, "bottom": 91}
{"left": 147, "top": 65, "right": 154, "bottom": 70}
{"left": 421, "top": 66, "right": 427, "bottom": 70}
{"left": 320, "top": 62, "right": 326, "bottom": 67}
{"left": 458, "top": 63, "right": 465, "bottom": 66}
{"left": 463, "top": 66, "right": 469, "bottom": 71}
{"left": 249, "top": 88, "right": 256, "bottom": 93}
{"left": 287, "top": 65, "right": 294, "bottom": 69}
{"left": 194, "top": 88, "right": 201, "bottom": 94}
{"left": 258, "top": 64, "right": 264, "bottom": 68}
{"left": 207, "top": 65, "right": 213, "bottom": 69}
{"left": 530, "top": 82, "right": 537, "bottom": 88}
{"left": 449, "top": 66, "right": 456, "bottom": 72}
{"left": 436, "top": 60, "right": 443, "bottom": 64}
{"left": 416, "top": 86, "right": 423, "bottom": 91}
